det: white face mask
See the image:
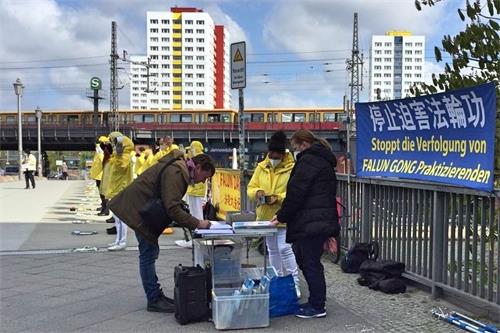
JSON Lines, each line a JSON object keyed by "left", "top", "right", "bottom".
{"left": 269, "top": 158, "right": 282, "bottom": 168}
{"left": 96, "top": 146, "right": 103, "bottom": 154}
{"left": 293, "top": 151, "right": 300, "bottom": 160}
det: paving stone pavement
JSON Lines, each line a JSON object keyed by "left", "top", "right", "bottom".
{"left": 0, "top": 180, "right": 482, "bottom": 332}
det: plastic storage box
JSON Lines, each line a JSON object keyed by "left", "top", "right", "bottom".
{"left": 212, "top": 288, "right": 270, "bottom": 330}
{"left": 193, "top": 239, "right": 242, "bottom": 284}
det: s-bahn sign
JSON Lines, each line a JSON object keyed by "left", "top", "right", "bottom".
{"left": 356, "top": 83, "right": 496, "bottom": 192}
{"left": 90, "top": 77, "right": 102, "bottom": 90}
{"left": 230, "top": 42, "right": 246, "bottom": 89}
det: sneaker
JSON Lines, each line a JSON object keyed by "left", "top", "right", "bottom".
{"left": 97, "top": 209, "right": 109, "bottom": 216}
{"left": 106, "top": 226, "right": 116, "bottom": 235}
{"left": 147, "top": 295, "right": 175, "bottom": 313}
{"left": 107, "top": 244, "right": 126, "bottom": 251}
{"left": 175, "top": 240, "right": 193, "bottom": 248}
{"left": 295, "top": 305, "right": 326, "bottom": 319}
{"left": 298, "top": 302, "right": 310, "bottom": 309}
{"left": 106, "top": 217, "right": 115, "bottom": 224}
{"left": 107, "top": 242, "right": 117, "bottom": 247}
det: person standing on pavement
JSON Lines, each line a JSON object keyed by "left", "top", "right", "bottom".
{"left": 61, "top": 161, "right": 68, "bottom": 180}
{"left": 108, "top": 151, "right": 214, "bottom": 313}
{"left": 175, "top": 140, "right": 206, "bottom": 249}
{"left": 247, "top": 131, "right": 300, "bottom": 296}
{"left": 271, "top": 129, "right": 339, "bottom": 319}
{"left": 106, "top": 134, "right": 135, "bottom": 251}
{"left": 22, "top": 149, "right": 37, "bottom": 189}
{"left": 89, "top": 136, "right": 108, "bottom": 214}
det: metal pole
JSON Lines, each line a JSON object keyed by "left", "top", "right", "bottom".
{"left": 345, "top": 97, "right": 352, "bottom": 245}
{"left": 37, "top": 114, "right": 41, "bottom": 177}
{"left": 238, "top": 88, "right": 246, "bottom": 211}
{"left": 17, "top": 94, "right": 23, "bottom": 181}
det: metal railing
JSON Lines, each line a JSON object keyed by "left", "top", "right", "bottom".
{"left": 337, "top": 174, "right": 499, "bottom": 319}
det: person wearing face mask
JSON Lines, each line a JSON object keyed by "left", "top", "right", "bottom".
{"left": 247, "top": 131, "right": 300, "bottom": 296}
{"left": 271, "top": 129, "right": 339, "bottom": 319}
{"left": 105, "top": 134, "right": 135, "bottom": 251}
{"left": 108, "top": 150, "right": 215, "bottom": 313}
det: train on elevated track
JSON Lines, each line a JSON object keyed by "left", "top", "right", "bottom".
{"left": 0, "top": 107, "right": 345, "bottom": 131}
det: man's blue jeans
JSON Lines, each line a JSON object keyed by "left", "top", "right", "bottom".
{"left": 136, "top": 232, "right": 161, "bottom": 302}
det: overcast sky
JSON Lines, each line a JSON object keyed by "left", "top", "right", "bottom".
{"left": 0, "top": 0, "right": 464, "bottom": 111}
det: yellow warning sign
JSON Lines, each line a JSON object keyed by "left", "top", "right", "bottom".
{"left": 233, "top": 49, "right": 243, "bottom": 62}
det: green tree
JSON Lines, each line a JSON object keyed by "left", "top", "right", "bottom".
{"left": 412, "top": 0, "right": 500, "bottom": 184}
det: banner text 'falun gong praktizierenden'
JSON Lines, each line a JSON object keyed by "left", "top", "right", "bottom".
{"left": 356, "top": 82, "right": 496, "bottom": 192}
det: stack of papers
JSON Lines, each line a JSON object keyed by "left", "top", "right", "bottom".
{"left": 232, "top": 221, "right": 274, "bottom": 229}
{"left": 195, "top": 221, "right": 234, "bottom": 235}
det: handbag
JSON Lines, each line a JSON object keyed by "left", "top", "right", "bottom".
{"left": 138, "top": 158, "right": 189, "bottom": 241}
{"left": 269, "top": 274, "right": 299, "bottom": 317}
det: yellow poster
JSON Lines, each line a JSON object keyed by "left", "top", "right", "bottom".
{"left": 211, "top": 168, "right": 240, "bottom": 220}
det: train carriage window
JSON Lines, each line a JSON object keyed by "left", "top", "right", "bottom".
{"left": 323, "top": 113, "right": 336, "bottom": 122}
{"left": 309, "top": 113, "right": 320, "bottom": 122}
{"left": 282, "top": 113, "right": 292, "bottom": 122}
{"left": 171, "top": 114, "right": 181, "bottom": 122}
{"left": 67, "top": 115, "right": 79, "bottom": 124}
{"left": 6, "top": 116, "right": 15, "bottom": 124}
{"left": 195, "top": 113, "right": 204, "bottom": 124}
{"left": 267, "top": 113, "right": 278, "bottom": 123}
{"left": 158, "top": 114, "right": 168, "bottom": 124}
{"left": 180, "top": 114, "right": 192, "bottom": 123}
{"left": 26, "top": 116, "right": 36, "bottom": 124}
{"left": 144, "top": 114, "right": 155, "bottom": 123}
{"left": 293, "top": 113, "right": 305, "bottom": 122}
{"left": 221, "top": 113, "right": 231, "bottom": 123}
{"left": 133, "top": 115, "right": 143, "bottom": 123}
{"left": 250, "top": 113, "right": 264, "bottom": 122}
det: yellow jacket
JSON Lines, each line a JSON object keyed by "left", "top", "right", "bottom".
{"left": 106, "top": 136, "right": 135, "bottom": 199}
{"left": 186, "top": 141, "right": 206, "bottom": 197}
{"left": 144, "top": 144, "right": 179, "bottom": 170}
{"left": 89, "top": 146, "right": 104, "bottom": 181}
{"left": 247, "top": 152, "right": 294, "bottom": 221}
{"left": 136, "top": 149, "right": 152, "bottom": 175}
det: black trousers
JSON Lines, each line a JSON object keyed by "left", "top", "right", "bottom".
{"left": 292, "top": 234, "right": 327, "bottom": 310}
{"left": 24, "top": 171, "right": 35, "bottom": 188}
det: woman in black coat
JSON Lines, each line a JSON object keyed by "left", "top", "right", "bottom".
{"left": 272, "top": 129, "right": 339, "bottom": 319}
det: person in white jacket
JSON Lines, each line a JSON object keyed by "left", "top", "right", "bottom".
{"left": 22, "top": 149, "right": 37, "bottom": 189}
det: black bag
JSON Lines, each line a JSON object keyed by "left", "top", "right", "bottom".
{"left": 138, "top": 158, "right": 188, "bottom": 241}
{"left": 357, "top": 260, "right": 406, "bottom": 294}
{"left": 203, "top": 200, "right": 219, "bottom": 220}
{"left": 174, "top": 264, "right": 210, "bottom": 325}
{"left": 340, "top": 241, "right": 379, "bottom": 273}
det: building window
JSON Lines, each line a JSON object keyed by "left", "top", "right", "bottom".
{"left": 405, "top": 42, "right": 412, "bottom": 47}
{"left": 375, "top": 42, "right": 382, "bottom": 47}
{"left": 405, "top": 58, "right": 412, "bottom": 62}
{"left": 196, "top": 20, "right": 204, "bottom": 24}
{"left": 196, "top": 73, "right": 204, "bottom": 78}
{"left": 185, "top": 100, "right": 193, "bottom": 105}
{"left": 196, "top": 91, "right": 204, "bottom": 96}
{"left": 415, "top": 42, "right": 423, "bottom": 47}
{"left": 185, "top": 20, "right": 193, "bottom": 24}
{"left": 196, "top": 56, "right": 204, "bottom": 61}
{"left": 196, "top": 47, "right": 205, "bottom": 52}
{"left": 150, "top": 46, "right": 158, "bottom": 51}
{"left": 384, "top": 65, "right": 392, "bottom": 70}
{"left": 161, "top": 28, "right": 169, "bottom": 33}
{"left": 185, "top": 55, "right": 194, "bottom": 60}
{"left": 374, "top": 65, "right": 382, "bottom": 70}
{"left": 186, "top": 73, "right": 193, "bottom": 78}
{"left": 185, "top": 82, "right": 193, "bottom": 87}
{"left": 384, "top": 73, "right": 392, "bottom": 77}
{"left": 185, "top": 29, "right": 193, "bottom": 34}
{"left": 161, "top": 19, "right": 169, "bottom": 24}
{"left": 415, "top": 50, "right": 422, "bottom": 55}
{"left": 384, "top": 50, "right": 392, "bottom": 54}
{"left": 150, "top": 19, "right": 158, "bottom": 24}
{"left": 374, "top": 73, "right": 381, "bottom": 77}
{"left": 161, "top": 46, "right": 170, "bottom": 51}
{"left": 196, "top": 38, "right": 205, "bottom": 43}
{"left": 374, "top": 57, "right": 382, "bottom": 62}
{"left": 196, "top": 29, "right": 205, "bottom": 34}
{"left": 185, "top": 38, "right": 193, "bottom": 43}
{"left": 384, "top": 58, "right": 392, "bottom": 62}
{"left": 375, "top": 50, "right": 382, "bottom": 54}
{"left": 405, "top": 50, "right": 412, "bottom": 55}
{"left": 384, "top": 42, "right": 392, "bottom": 47}
{"left": 196, "top": 64, "right": 204, "bottom": 69}
{"left": 196, "top": 100, "right": 204, "bottom": 105}
{"left": 185, "top": 47, "right": 193, "bottom": 52}
{"left": 150, "top": 28, "right": 158, "bottom": 33}
{"left": 196, "top": 82, "right": 204, "bottom": 87}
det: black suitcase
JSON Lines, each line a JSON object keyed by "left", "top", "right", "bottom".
{"left": 174, "top": 264, "right": 210, "bottom": 325}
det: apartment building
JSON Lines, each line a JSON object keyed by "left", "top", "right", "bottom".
{"left": 370, "top": 31, "right": 425, "bottom": 101}
{"left": 130, "top": 7, "right": 230, "bottom": 110}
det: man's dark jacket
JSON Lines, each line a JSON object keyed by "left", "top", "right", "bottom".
{"left": 277, "top": 143, "right": 339, "bottom": 243}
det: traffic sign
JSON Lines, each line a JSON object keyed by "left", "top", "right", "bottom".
{"left": 90, "top": 77, "right": 102, "bottom": 90}
{"left": 230, "top": 42, "right": 246, "bottom": 89}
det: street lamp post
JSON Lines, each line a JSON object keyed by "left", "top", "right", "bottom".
{"left": 35, "top": 106, "right": 42, "bottom": 177}
{"left": 13, "top": 78, "right": 24, "bottom": 180}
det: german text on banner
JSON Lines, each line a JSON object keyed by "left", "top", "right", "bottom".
{"left": 356, "top": 83, "right": 497, "bottom": 192}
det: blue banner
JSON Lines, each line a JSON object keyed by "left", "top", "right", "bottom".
{"left": 356, "top": 83, "right": 497, "bottom": 192}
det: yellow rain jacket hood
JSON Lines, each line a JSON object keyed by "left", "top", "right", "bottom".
{"left": 186, "top": 141, "right": 207, "bottom": 197}
{"left": 105, "top": 135, "right": 135, "bottom": 199}
{"left": 89, "top": 144, "right": 104, "bottom": 181}
{"left": 247, "top": 152, "right": 294, "bottom": 221}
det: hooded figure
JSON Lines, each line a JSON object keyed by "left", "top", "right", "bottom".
{"left": 90, "top": 136, "right": 109, "bottom": 213}
{"left": 247, "top": 131, "right": 300, "bottom": 295}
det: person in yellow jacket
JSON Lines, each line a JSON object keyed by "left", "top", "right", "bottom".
{"left": 90, "top": 136, "right": 108, "bottom": 214}
{"left": 106, "top": 134, "right": 135, "bottom": 251}
{"left": 247, "top": 131, "right": 300, "bottom": 296}
{"left": 146, "top": 136, "right": 179, "bottom": 169}
{"left": 175, "top": 140, "right": 206, "bottom": 248}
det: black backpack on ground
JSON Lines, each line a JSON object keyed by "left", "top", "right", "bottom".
{"left": 340, "top": 241, "right": 379, "bottom": 273}
{"left": 357, "top": 260, "right": 406, "bottom": 294}
{"left": 174, "top": 264, "right": 211, "bottom": 325}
